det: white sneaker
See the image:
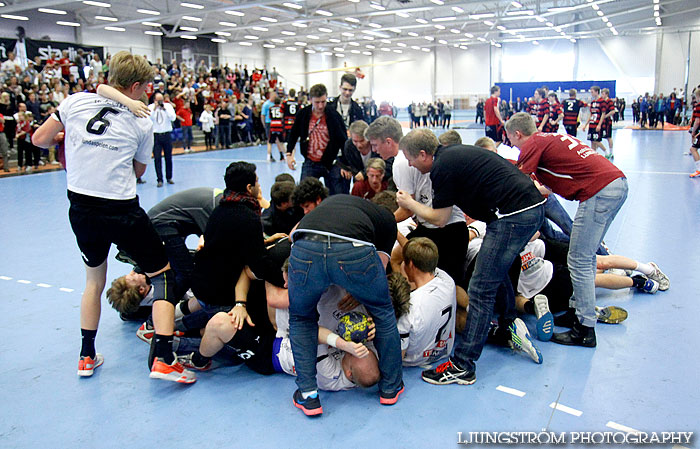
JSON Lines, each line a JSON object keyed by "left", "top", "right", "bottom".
{"left": 533, "top": 294, "right": 553, "bottom": 341}
{"left": 647, "top": 262, "right": 669, "bottom": 290}
{"left": 508, "top": 318, "right": 543, "bottom": 364}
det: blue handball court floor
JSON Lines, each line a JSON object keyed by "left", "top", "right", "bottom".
{"left": 0, "top": 123, "right": 698, "bottom": 448}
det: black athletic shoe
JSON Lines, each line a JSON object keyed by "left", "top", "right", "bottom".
{"left": 422, "top": 360, "right": 476, "bottom": 385}
{"left": 293, "top": 390, "right": 323, "bottom": 416}
{"left": 551, "top": 320, "right": 597, "bottom": 347}
{"left": 553, "top": 308, "right": 577, "bottom": 328}
{"left": 379, "top": 381, "right": 404, "bottom": 405}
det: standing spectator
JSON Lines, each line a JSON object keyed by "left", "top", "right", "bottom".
{"left": 149, "top": 93, "right": 177, "bottom": 186}
{"left": 485, "top": 86, "right": 505, "bottom": 144}
{"left": 89, "top": 54, "right": 102, "bottom": 77}
{"left": 329, "top": 74, "right": 365, "bottom": 129}
{"left": 443, "top": 101, "right": 453, "bottom": 129}
{"left": 215, "top": 98, "right": 232, "bottom": 149}
{"left": 58, "top": 50, "right": 72, "bottom": 82}
{"left": 475, "top": 99, "right": 484, "bottom": 124}
{"left": 655, "top": 93, "right": 666, "bottom": 129}
{"left": 285, "top": 84, "right": 348, "bottom": 194}
{"left": 0, "top": 92, "right": 17, "bottom": 150}
{"left": 199, "top": 104, "right": 215, "bottom": 150}
{"left": 16, "top": 111, "right": 35, "bottom": 172}
{"left": 176, "top": 101, "right": 193, "bottom": 153}
{"left": 261, "top": 90, "right": 276, "bottom": 149}
{"left": 0, "top": 111, "right": 10, "bottom": 171}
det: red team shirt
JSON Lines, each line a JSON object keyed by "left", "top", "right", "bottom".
{"left": 517, "top": 132, "right": 625, "bottom": 202}
{"left": 604, "top": 98, "right": 615, "bottom": 126}
{"left": 177, "top": 107, "right": 193, "bottom": 127}
{"left": 484, "top": 96, "right": 500, "bottom": 126}
{"left": 269, "top": 104, "right": 284, "bottom": 133}
{"left": 546, "top": 101, "right": 562, "bottom": 132}
{"left": 282, "top": 99, "right": 298, "bottom": 132}
{"left": 588, "top": 98, "right": 608, "bottom": 130}
{"left": 693, "top": 102, "right": 700, "bottom": 122}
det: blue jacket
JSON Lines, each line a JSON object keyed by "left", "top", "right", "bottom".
{"left": 655, "top": 99, "right": 666, "bottom": 113}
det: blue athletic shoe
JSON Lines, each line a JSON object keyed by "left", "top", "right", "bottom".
{"left": 509, "top": 318, "right": 543, "bottom": 364}
{"left": 293, "top": 390, "right": 323, "bottom": 416}
{"left": 533, "top": 294, "right": 553, "bottom": 341}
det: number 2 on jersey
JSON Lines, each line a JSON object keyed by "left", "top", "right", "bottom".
{"left": 435, "top": 306, "right": 453, "bottom": 344}
{"left": 86, "top": 107, "right": 121, "bottom": 135}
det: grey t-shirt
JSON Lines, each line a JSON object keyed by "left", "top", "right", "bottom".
{"left": 148, "top": 187, "right": 224, "bottom": 236}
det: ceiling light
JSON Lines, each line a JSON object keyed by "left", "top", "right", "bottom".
{"left": 283, "top": 2, "right": 303, "bottom": 10}
{"left": 545, "top": 21, "right": 554, "bottom": 27}
{"left": 145, "top": 30, "right": 164, "bottom": 36}
{"left": 653, "top": 0, "right": 659, "bottom": 3}
{"left": 424, "top": 36, "right": 434, "bottom": 41}
{"left": 654, "top": 4, "right": 660, "bottom": 11}
{"left": 335, "top": 53, "right": 345, "bottom": 57}
{"left": 408, "top": 31, "right": 419, "bottom": 37}
{"left": 654, "top": 11, "right": 659, "bottom": 17}
{"left": 305, "top": 49, "right": 316, "bottom": 54}
{"left": 397, "top": 12, "right": 411, "bottom": 18}
{"left": 495, "top": 43, "right": 502, "bottom": 47}
{"left": 416, "top": 18, "right": 428, "bottom": 24}
{"left": 464, "top": 32, "right": 474, "bottom": 38}
{"left": 430, "top": 0, "right": 444, "bottom": 5}
{"left": 342, "top": 32, "right": 354, "bottom": 37}
{"left": 532, "top": 40, "right": 539, "bottom": 45}
{"left": 143, "top": 21, "right": 162, "bottom": 26}
{"left": 286, "top": 47, "right": 297, "bottom": 51}
{"left": 225, "top": 10, "right": 245, "bottom": 16}
{"left": 281, "top": 30, "right": 296, "bottom": 35}
{"left": 83, "top": 1, "right": 111, "bottom": 7}
{"left": 95, "top": 16, "right": 118, "bottom": 21}
{"left": 434, "top": 25, "right": 445, "bottom": 30}
{"left": 252, "top": 26, "right": 269, "bottom": 31}
{"left": 362, "top": 35, "right": 374, "bottom": 40}
{"left": 411, "top": 45, "right": 421, "bottom": 50}
{"left": 370, "top": 3, "right": 386, "bottom": 11}
{"left": 349, "top": 41, "right": 360, "bottom": 46}
{"left": 592, "top": 4, "right": 600, "bottom": 10}
{"left": 292, "top": 22, "right": 308, "bottom": 27}
{"left": 295, "top": 41, "right": 306, "bottom": 46}
{"left": 182, "top": 16, "right": 202, "bottom": 21}
{"left": 316, "top": 10, "right": 333, "bottom": 16}
{"left": 351, "top": 49, "right": 360, "bottom": 54}
{"left": 105, "top": 26, "right": 125, "bottom": 31}
{"left": 380, "top": 47, "right": 391, "bottom": 51}
{"left": 497, "top": 25, "right": 506, "bottom": 31}
{"left": 602, "top": 16, "right": 608, "bottom": 22}
{"left": 570, "top": 38, "right": 576, "bottom": 43}
{"left": 484, "top": 20, "right": 494, "bottom": 26}
{"left": 180, "top": 26, "right": 198, "bottom": 31}
{"left": 597, "top": 10, "right": 604, "bottom": 16}
{"left": 240, "top": 42, "right": 253, "bottom": 46}
{"left": 511, "top": 1, "right": 523, "bottom": 7}
{"left": 506, "top": 10, "right": 535, "bottom": 16}
{"left": 329, "top": 38, "right": 341, "bottom": 43}
{"left": 271, "top": 38, "right": 284, "bottom": 43}
{"left": 211, "top": 38, "right": 226, "bottom": 43}
{"left": 381, "top": 39, "right": 391, "bottom": 44}
{"left": 181, "top": 35, "right": 197, "bottom": 39}
{"left": 307, "top": 34, "right": 319, "bottom": 39}
{"left": 607, "top": 21, "right": 612, "bottom": 27}
{"left": 438, "top": 39, "right": 447, "bottom": 44}
{"left": 244, "top": 35, "right": 259, "bottom": 40}
{"left": 366, "top": 44, "right": 375, "bottom": 49}
{"left": 137, "top": 9, "right": 160, "bottom": 15}
{"left": 363, "top": 51, "right": 372, "bottom": 56}
{"left": 260, "top": 16, "right": 277, "bottom": 22}
{"left": 421, "top": 48, "right": 431, "bottom": 52}
{"left": 57, "top": 21, "right": 80, "bottom": 26}
{"left": 450, "top": 29, "right": 460, "bottom": 34}
{"left": 263, "top": 44, "right": 276, "bottom": 48}
{"left": 477, "top": 37, "right": 486, "bottom": 42}
{"left": 181, "top": 2, "right": 204, "bottom": 9}
{"left": 397, "top": 42, "right": 407, "bottom": 47}
{"left": 215, "top": 31, "right": 231, "bottom": 36}
{"left": 393, "top": 49, "right": 403, "bottom": 53}
{"left": 334, "top": 47, "right": 344, "bottom": 51}
{"left": 470, "top": 13, "right": 496, "bottom": 19}
{"left": 433, "top": 16, "right": 457, "bottom": 22}
{"left": 535, "top": 16, "right": 546, "bottom": 22}
{"left": 219, "top": 21, "right": 236, "bottom": 27}
{"left": 39, "top": 8, "right": 67, "bottom": 15}
{"left": 345, "top": 17, "right": 360, "bottom": 23}
{"left": 459, "top": 46, "right": 468, "bottom": 50}
{"left": 452, "top": 6, "right": 464, "bottom": 13}
{"left": 319, "top": 27, "right": 332, "bottom": 32}
{"left": 368, "top": 23, "right": 382, "bottom": 28}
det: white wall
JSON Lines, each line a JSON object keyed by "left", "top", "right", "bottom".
{"left": 267, "top": 48, "right": 305, "bottom": 91}
{"left": 372, "top": 49, "right": 432, "bottom": 106}
{"left": 658, "top": 31, "right": 700, "bottom": 97}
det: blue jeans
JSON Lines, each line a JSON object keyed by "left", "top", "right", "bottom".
{"left": 218, "top": 123, "right": 232, "bottom": 148}
{"left": 300, "top": 160, "right": 349, "bottom": 195}
{"left": 288, "top": 239, "right": 402, "bottom": 394}
{"left": 452, "top": 205, "right": 545, "bottom": 372}
{"left": 542, "top": 194, "right": 609, "bottom": 256}
{"left": 567, "top": 177, "right": 628, "bottom": 327}
{"left": 153, "top": 132, "right": 173, "bottom": 182}
{"left": 181, "top": 126, "right": 193, "bottom": 149}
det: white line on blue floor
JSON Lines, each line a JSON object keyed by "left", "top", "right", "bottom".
{"left": 672, "top": 445, "right": 691, "bottom": 449}
{"left": 624, "top": 170, "right": 691, "bottom": 176}
{"left": 549, "top": 402, "right": 583, "bottom": 417}
{"left": 0, "top": 275, "right": 12, "bottom": 280}
{"left": 181, "top": 158, "right": 271, "bottom": 163}
{"left": 606, "top": 421, "right": 641, "bottom": 434}
{"left": 496, "top": 385, "right": 526, "bottom": 397}
{"left": 17, "top": 279, "right": 31, "bottom": 284}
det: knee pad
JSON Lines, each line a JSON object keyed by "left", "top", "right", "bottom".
{"left": 149, "top": 269, "right": 179, "bottom": 305}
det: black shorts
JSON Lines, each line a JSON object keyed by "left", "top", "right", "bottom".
{"left": 485, "top": 125, "right": 501, "bottom": 142}
{"left": 588, "top": 129, "right": 602, "bottom": 142}
{"left": 692, "top": 133, "right": 700, "bottom": 149}
{"left": 269, "top": 131, "right": 284, "bottom": 144}
{"left": 564, "top": 125, "right": 578, "bottom": 136}
{"left": 602, "top": 123, "right": 612, "bottom": 139}
{"left": 68, "top": 191, "right": 168, "bottom": 271}
{"left": 225, "top": 325, "right": 278, "bottom": 375}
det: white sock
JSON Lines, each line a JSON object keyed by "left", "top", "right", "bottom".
{"left": 694, "top": 160, "right": 700, "bottom": 171}
{"left": 635, "top": 262, "right": 654, "bottom": 276}
{"left": 301, "top": 390, "right": 318, "bottom": 399}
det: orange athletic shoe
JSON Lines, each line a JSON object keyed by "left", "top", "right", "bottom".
{"left": 690, "top": 170, "right": 700, "bottom": 178}
{"left": 78, "top": 353, "right": 104, "bottom": 377}
{"left": 149, "top": 356, "right": 197, "bottom": 384}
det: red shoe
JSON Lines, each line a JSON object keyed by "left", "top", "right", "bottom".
{"left": 78, "top": 353, "right": 104, "bottom": 377}
{"left": 690, "top": 170, "right": 700, "bottom": 178}
{"left": 149, "top": 356, "right": 197, "bottom": 384}
{"left": 137, "top": 322, "right": 184, "bottom": 344}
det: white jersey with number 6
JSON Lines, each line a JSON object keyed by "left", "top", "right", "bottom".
{"left": 398, "top": 268, "right": 457, "bottom": 366}
{"left": 55, "top": 92, "right": 153, "bottom": 200}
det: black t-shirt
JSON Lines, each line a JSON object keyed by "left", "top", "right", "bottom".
{"left": 191, "top": 202, "right": 273, "bottom": 306}
{"left": 430, "top": 145, "right": 544, "bottom": 223}
{"left": 295, "top": 194, "right": 397, "bottom": 255}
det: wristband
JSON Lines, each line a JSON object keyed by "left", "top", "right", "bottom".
{"left": 234, "top": 301, "right": 247, "bottom": 307}
{"left": 326, "top": 333, "right": 339, "bottom": 348}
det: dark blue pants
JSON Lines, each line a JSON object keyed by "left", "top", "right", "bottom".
{"left": 153, "top": 132, "right": 173, "bottom": 182}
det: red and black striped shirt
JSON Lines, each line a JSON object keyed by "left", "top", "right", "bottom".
{"left": 270, "top": 105, "right": 284, "bottom": 133}
{"left": 588, "top": 98, "right": 608, "bottom": 130}
{"left": 562, "top": 99, "right": 586, "bottom": 126}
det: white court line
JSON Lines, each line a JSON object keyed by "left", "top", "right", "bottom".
{"left": 549, "top": 402, "right": 583, "bottom": 417}
{"left": 17, "top": 280, "right": 31, "bottom": 284}
{"left": 624, "top": 170, "right": 690, "bottom": 176}
{"left": 672, "top": 445, "right": 691, "bottom": 449}
{"left": 36, "top": 283, "right": 52, "bottom": 288}
{"left": 0, "top": 275, "right": 12, "bottom": 280}
{"left": 181, "top": 158, "right": 269, "bottom": 163}
{"left": 496, "top": 385, "right": 526, "bottom": 397}
{"left": 59, "top": 288, "right": 74, "bottom": 293}
{"left": 606, "top": 421, "right": 641, "bottom": 434}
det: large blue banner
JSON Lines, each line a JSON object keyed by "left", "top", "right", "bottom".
{"left": 496, "top": 80, "right": 617, "bottom": 102}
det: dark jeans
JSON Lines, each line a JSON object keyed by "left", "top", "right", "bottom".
{"left": 452, "top": 205, "right": 544, "bottom": 372}
{"left": 288, "top": 239, "right": 402, "bottom": 394}
{"left": 181, "top": 126, "right": 193, "bottom": 149}
{"left": 218, "top": 122, "right": 232, "bottom": 148}
{"left": 159, "top": 232, "right": 196, "bottom": 298}
{"left": 153, "top": 132, "right": 173, "bottom": 182}
{"left": 300, "top": 160, "right": 349, "bottom": 195}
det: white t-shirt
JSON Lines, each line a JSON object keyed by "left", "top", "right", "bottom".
{"left": 276, "top": 338, "right": 356, "bottom": 391}
{"left": 397, "top": 268, "right": 457, "bottom": 366}
{"left": 392, "top": 151, "right": 465, "bottom": 229}
{"left": 518, "top": 239, "right": 554, "bottom": 298}
{"left": 56, "top": 92, "right": 153, "bottom": 200}
{"left": 199, "top": 110, "right": 215, "bottom": 133}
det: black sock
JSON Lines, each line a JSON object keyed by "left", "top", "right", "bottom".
{"left": 524, "top": 300, "right": 535, "bottom": 315}
{"left": 80, "top": 329, "right": 97, "bottom": 358}
{"left": 192, "top": 351, "right": 211, "bottom": 367}
{"left": 632, "top": 275, "right": 647, "bottom": 289}
{"left": 154, "top": 334, "right": 174, "bottom": 364}
{"left": 179, "top": 300, "right": 191, "bottom": 316}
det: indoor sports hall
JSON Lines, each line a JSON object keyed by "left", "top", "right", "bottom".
{"left": 0, "top": 1, "right": 698, "bottom": 448}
